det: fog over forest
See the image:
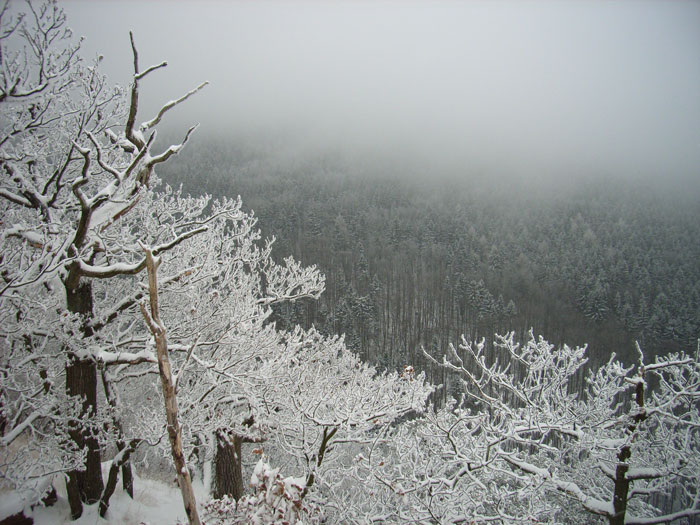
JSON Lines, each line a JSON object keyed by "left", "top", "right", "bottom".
{"left": 64, "top": 0, "right": 700, "bottom": 189}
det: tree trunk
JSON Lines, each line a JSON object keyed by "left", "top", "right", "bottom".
{"left": 213, "top": 431, "right": 245, "bottom": 501}
{"left": 122, "top": 458, "right": 134, "bottom": 498}
{"left": 140, "top": 248, "right": 201, "bottom": 525}
{"left": 99, "top": 365, "right": 135, "bottom": 503}
{"left": 64, "top": 281, "right": 104, "bottom": 519}
{"left": 610, "top": 458, "right": 630, "bottom": 525}
{"left": 99, "top": 439, "right": 138, "bottom": 517}
{"left": 610, "top": 379, "right": 647, "bottom": 525}
{"left": 0, "top": 370, "right": 7, "bottom": 436}
{"left": 301, "top": 426, "right": 337, "bottom": 500}
{"left": 65, "top": 358, "right": 103, "bottom": 504}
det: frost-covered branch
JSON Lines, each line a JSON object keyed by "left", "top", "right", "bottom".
{"left": 141, "top": 82, "right": 208, "bottom": 131}
{"left": 365, "top": 333, "right": 700, "bottom": 523}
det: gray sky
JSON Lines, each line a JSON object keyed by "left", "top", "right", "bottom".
{"left": 62, "top": 0, "right": 700, "bottom": 186}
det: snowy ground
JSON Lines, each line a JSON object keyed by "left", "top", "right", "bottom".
{"left": 1, "top": 468, "right": 206, "bottom": 525}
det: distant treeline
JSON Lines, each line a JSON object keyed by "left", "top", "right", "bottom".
{"left": 159, "top": 135, "right": 700, "bottom": 392}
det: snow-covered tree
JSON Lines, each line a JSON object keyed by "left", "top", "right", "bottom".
{"left": 111, "top": 198, "right": 326, "bottom": 502}
{"left": 0, "top": 0, "right": 211, "bottom": 517}
{"left": 202, "top": 459, "right": 322, "bottom": 525}
{"left": 1, "top": 6, "right": 429, "bottom": 524}
{"left": 362, "top": 333, "right": 700, "bottom": 524}
{"left": 116, "top": 209, "right": 431, "bottom": 516}
{"left": 260, "top": 331, "right": 431, "bottom": 519}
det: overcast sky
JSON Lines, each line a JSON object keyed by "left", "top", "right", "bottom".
{"left": 62, "top": 0, "right": 700, "bottom": 186}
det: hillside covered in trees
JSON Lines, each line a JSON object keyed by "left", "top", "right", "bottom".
{"left": 160, "top": 135, "right": 700, "bottom": 384}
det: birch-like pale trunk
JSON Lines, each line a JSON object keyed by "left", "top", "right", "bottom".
{"left": 139, "top": 245, "right": 201, "bottom": 525}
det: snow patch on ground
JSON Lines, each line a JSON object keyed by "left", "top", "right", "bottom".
{"left": 8, "top": 467, "right": 208, "bottom": 525}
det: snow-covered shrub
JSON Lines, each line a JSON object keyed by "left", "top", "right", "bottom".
{"left": 202, "top": 459, "right": 321, "bottom": 525}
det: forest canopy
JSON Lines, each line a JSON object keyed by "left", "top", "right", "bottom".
{"left": 159, "top": 136, "right": 700, "bottom": 373}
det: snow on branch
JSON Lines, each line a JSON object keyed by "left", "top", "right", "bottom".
{"left": 141, "top": 81, "right": 208, "bottom": 131}
{"left": 367, "top": 332, "right": 700, "bottom": 523}
{"left": 146, "top": 124, "right": 198, "bottom": 168}
{"left": 76, "top": 226, "right": 207, "bottom": 279}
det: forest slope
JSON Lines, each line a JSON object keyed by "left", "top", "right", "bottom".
{"left": 159, "top": 135, "right": 700, "bottom": 388}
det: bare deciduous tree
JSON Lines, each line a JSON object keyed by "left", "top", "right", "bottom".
{"left": 1, "top": 0, "right": 208, "bottom": 517}
{"left": 361, "top": 333, "right": 700, "bottom": 524}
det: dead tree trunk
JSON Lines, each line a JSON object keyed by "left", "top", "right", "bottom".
{"left": 140, "top": 246, "right": 201, "bottom": 525}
